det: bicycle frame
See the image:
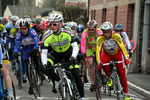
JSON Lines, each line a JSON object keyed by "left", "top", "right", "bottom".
{"left": 52, "top": 62, "right": 79, "bottom": 100}
{"left": 103, "top": 60, "right": 124, "bottom": 99}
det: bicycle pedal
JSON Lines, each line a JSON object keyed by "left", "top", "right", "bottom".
{"left": 52, "top": 88, "right": 57, "bottom": 94}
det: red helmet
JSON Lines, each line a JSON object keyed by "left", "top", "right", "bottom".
{"left": 40, "top": 20, "right": 50, "bottom": 29}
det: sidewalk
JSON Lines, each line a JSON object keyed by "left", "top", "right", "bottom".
{"left": 126, "top": 73, "right": 150, "bottom": 98}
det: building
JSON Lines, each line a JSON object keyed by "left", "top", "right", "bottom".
{"left": 65, "top": 0, "right": 88, "bottom": 8}
{"left": 3, "top": 5, "right": 54, "bottom": 18}
{"left": 89, "top": 0, "right": 150, "bottom": 73}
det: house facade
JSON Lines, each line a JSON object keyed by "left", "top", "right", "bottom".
{"left": 89, "top": 0, "right": 150, "bottom": 73}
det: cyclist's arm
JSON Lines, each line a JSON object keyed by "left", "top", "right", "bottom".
{"left": 112, "top": 33, "right": 129, "bottom": 59}
{"left": 71, "top": 41, "right": 79, "bottom": 58}
{"left": 14, "top": 32, "right": 21, "bottom": 53}
{"left": 81, "top": 31, "right": 88, "bottom": 54}
{"left": 122, "top": 32, "right": 131, "bottom": 50}
{"left": 96, "top": 35, "right": 105, "bottom": 63}
{"left": 30, "top": 29, "right": 39, "bottom": 49}
{"left": 41, "top": 47, "right": 48, "bottom": 65}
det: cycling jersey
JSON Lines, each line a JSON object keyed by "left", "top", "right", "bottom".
{"left": 81, "top": 28, "right": 102, "bottom": 54}
{"left": 0, "top": 24, "right": 9, "bottom": 63}
{"left": 14, "top": 28, "right": 38, "bottom": 60}
{"left": 6, "top": 21, "right": 16, "bottom": 30}
{"left": 42, "top": 28, "right": 75, "bottom": 53}
{"left": 120, "top": 32, "right": 131, "bottom": 50}
{"left": 96, "top": 32, "right": 129, "bottom": 63}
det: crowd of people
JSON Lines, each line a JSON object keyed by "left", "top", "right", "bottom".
{"left": 0, "top": 13, "right": 132, "bottom": 100}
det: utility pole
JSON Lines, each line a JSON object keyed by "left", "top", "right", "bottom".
{"left": 141, "top": 1, "right": 150, "bottom": 73}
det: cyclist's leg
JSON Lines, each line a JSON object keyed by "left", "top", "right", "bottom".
{"left": 84, "top": 58, "right": 89, "bottom": 82}
{"left": 112, "top": 50, "right": 128, "bottom": 94}
{"left": 2, "top": 60, "right": 14, "bottom": 99}
{"left": 86, "top": 49, "right": 94, "bottom": 83}
{"left": 21, "top": 57, "right": 27, "bottom": 83}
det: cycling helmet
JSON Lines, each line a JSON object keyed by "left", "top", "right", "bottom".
{"left": 0, "top": 17, "right": 5, "bottom": 22}
{"left": 15, "top": 19, "right": 21, "bottom": 29}
{"left": 23, "top": 15, "right": 30, "bottom": 19}
{"left": 49, "top": 13, "right": 63, "bottom": 22}
{"left": 11, "top": 16, "right": 19, "bottom": 21}
{"left": 115, "top": 24, "right": 123, "bottom": 30}
{"left": 24, "top": 18, "right": 32, "bottom": 24}
{"left": 77, "top": 24, "right": 84, "bottom": 33}
{"left": 70, "top": 22, "right": 77, "bottom": 28}
{"left": 87, "top": 20, "right": 97, "bottom": 28}
{"left": 4, "top": 17, "right": 8, "bottom": 22}
{"left": 40, "top": 20, "right": 50, "bottom": 29}
{"left": 100, "top": 22, "right": 113, "bottom": 33}
{"left": 19, "top": 19, "right": 30, "bottom": 27}
{"left": 35, "top": 18, "right": 43, "bottom": 24}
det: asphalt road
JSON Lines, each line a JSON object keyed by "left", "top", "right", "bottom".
{"left": 9, "top": 69, "right": 149, "bottom": 100}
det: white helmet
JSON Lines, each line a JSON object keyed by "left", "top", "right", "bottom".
{"left": 87, "top": 20, "right": 97, "bottom": 28}
{"left": 11, "top": 16, "right": 19, "bottom": 21}
{"left": 100, "top": 22, "right": 113, "bottom": 31}
{"left": 49, "top": 13, "right": 63, "bottom": 22}
{"left": 15, "top": 19, "right": 22, "bottom": 29}
{"left": 24, "top": 18, "right": 32, "bottom": 24}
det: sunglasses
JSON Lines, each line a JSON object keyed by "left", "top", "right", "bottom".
{"left": 88, "top": 28, "right": 95, "bottom": 31}
{"left": 115, "top": 30, "right": 122, "bottom": 32}
{"left": 50, "top": 23, "right": 59, "bottom": 27}
{"left": 21, "top": 27, "right": 28, "bottom": 30}
{"left": 102, "top": 30, "right": 111, "bottom": 33}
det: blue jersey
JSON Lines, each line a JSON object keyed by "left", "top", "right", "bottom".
{"left": 6, "top": 22, "right": 16, "bottom": 30}
{"left": 14, "top": 28, "right": 38, "bottom": 60}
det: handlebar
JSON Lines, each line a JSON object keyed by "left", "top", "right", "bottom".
{"left": 103, "top": 61, "right": 124, "bottom": 66}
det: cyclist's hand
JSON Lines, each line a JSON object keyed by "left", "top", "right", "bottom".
{"left": 97, "top": 61, "right": 103, "bottom": 70}
{"left": 124, "top": 58, "right": 130, "bottom": 66}
{"left": 81, "top": 53, "right": 86, "bottom": 60}
{"left": 128, "top": 49, "right": 132, "bottom": 59}
{"left": 42, "top": 64, "right": 47, "bottom": 73}
{"left": 70, "top": 57, "right": 75, "bottom": 64}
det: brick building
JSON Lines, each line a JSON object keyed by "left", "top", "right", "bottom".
{"left": 89, "top": 0, "right": 150, "bottom": 73}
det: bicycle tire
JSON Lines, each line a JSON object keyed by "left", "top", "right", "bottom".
{"left": 18, "top": 60, "right": 22, "bottom": 89}
{"left": 93, "top": 67, "right": 101, "bottom": 100}
{"left": 29, "top": 64, "right": 41, "bottom": 98}
{"left": 59, "top": 79, "right": 70, "bottom": 100}
{"left": 113, "top": 73, "right": 123, "bottom": 100}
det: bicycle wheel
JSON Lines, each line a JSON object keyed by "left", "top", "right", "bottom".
{"left": 113, "top": 73, "right": 123, "bottom": 100}
{"left": 29, "top": 64, "right": 41, "bottom": 98}
{"left": 93, "top": 67, "right": 101, "bottom": 100}
{"left": 59, "top": 79, "right": 70, "bottom": 100}
{"left": 18, "top": 60, "right": 22, "bottom": 89}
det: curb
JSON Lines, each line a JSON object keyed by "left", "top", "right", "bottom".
{"left": 127, "top": 81, "right": 150, "bottom": 98}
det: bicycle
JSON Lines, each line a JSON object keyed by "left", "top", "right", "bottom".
{"left": 0, "top": 68, "right": 16, "bottom": 100}
{"left": 91, "top": 55, "right": 107, "bottom": 100}
{"left": 103, "top": 59, "right": 124, "bottom": 100}
{"left": 15, "top": 47, "right": 23, "bottom": 89}
{"left": 22, "top": 50, "right": 41, "bottom": 98}
{"left": 50, "top": 61, "right": 80, "bottom": 100}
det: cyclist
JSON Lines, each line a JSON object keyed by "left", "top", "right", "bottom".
{"left": 0, "top": 17, "right": 5, "bottom": 25}
{"left": 41, "top": 13, "right": 85, "bottom": 100}
{"left": 0, "top": 24, "right": 15, "bottom": 99}
{"left": 114, "top": 24, "right": 132, "bottom": 58}
{"left": 81, "top": 20, "right": 102, "bottom": 91}
{"left": 6, "top": 15, "right": 19, "bottom": 35}
{"left": 96, "top": 22, "right": 131, "bottom": 100}
{"left": 13, "top": 19, "right": 39, "bottom": 95}
{"left": 23, "top": 15, "right": 30, "bottom": 19}
{"left": 76, "top": 24, "right": 89, "bottom": 83}
{"left": 39, "top": 20, "right": 50, "bottom": 41}
{"left": 32, "top": 18, "right": 43, "bottom": 34}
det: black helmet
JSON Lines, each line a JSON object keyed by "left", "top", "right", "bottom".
{"left": 35, "top": 18, "right": 43, "bottom": 24}
{"left": 20, "top": 19, "right": 30, "bottom": 27}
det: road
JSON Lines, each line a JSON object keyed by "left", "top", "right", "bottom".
{"left": 9, "top": 70, "right": 149, "bottom": 100}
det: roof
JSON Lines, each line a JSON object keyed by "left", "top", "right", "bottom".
{"left": 6, "top": 5, "right": 54, "bottom": 18}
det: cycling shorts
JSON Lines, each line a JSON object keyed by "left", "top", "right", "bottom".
{"left": 86, "top": 48, "right": 95, "bottom": 57}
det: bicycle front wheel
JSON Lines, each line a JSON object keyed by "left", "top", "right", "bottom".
{"left": 29, "top": 65, "right": 41, "bottom": 98}
{"left": 93, "top": 67, "right": 102, "bottom": 100}
{"left": 59, "top": 79, "right": 71, "bottom": 100}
